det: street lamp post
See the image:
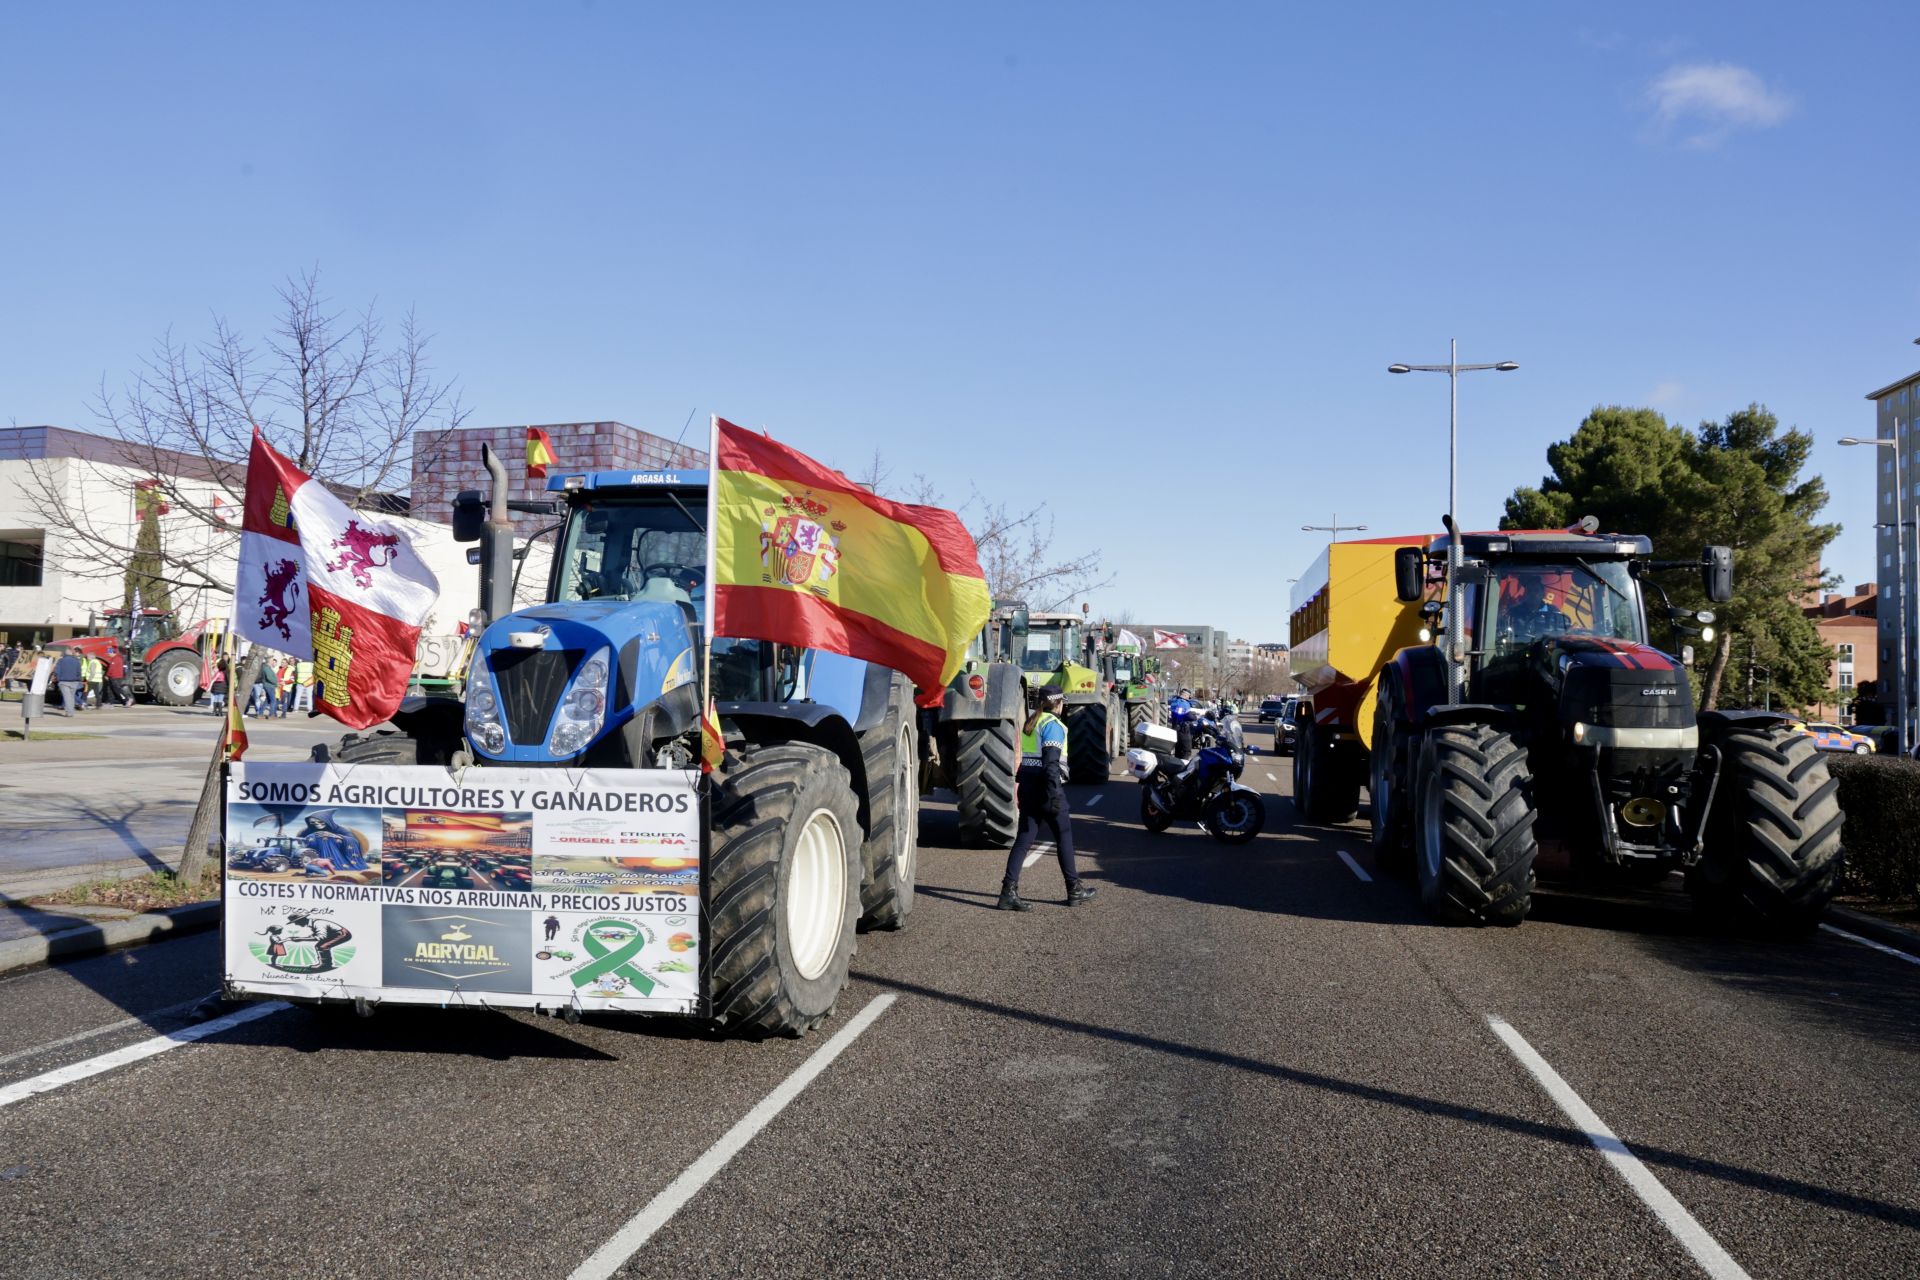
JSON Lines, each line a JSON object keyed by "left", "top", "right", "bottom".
{"left": 1302, "top": 514, "right": 1368, "bottom": 539}
{"left": 1840, "top": 430, "right": 1908, "bottom": 752}
{"left": 1389, "top": 339, "right": 1519, "bottom": 700}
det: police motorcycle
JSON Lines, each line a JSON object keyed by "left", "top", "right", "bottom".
{"left": 1127, "top": 722, "right": 1266, "bottom": 845}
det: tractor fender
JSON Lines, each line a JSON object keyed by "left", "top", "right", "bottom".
{"left": 940, "top": 662, "right": 1022, "bottom": 725}
{"left": 1420, "top": 703, "right": 1522, "bottom": 732}
{"left": 724, "top": 703, "right": 872, "bottom": 840}
{"left": 1697, "top": 708, "right": 1796, "bottom": 739}
{"left": 1383, "top": 646, "right": 1451, "bottom": 730}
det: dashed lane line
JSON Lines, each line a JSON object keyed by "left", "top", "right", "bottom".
{"left": 1336, "top": 851, "right": 1373, "bottom": 883}
{"left": 0, "top": 991, "right": 219, "bottom": 1072}
{"left": 1265, "top": 772, "right": 1278, "bottom": 783}
{"left": 0, "top": 1001, "right": 290, "bottom": 1110}
{"left": 1087, "top": 793, "right": 1103, "bottom": 807}
{"left": 569, "top": 993, "right": 897, "bottom": 1280}
{"left": 1488, "top": 1016, "right": 1751, "bottom": 1280}
{"left": 1820, "top": 923, "right": 1920, "bottom": 968}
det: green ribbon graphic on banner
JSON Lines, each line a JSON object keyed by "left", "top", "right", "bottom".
{"left": 572, "top": 920, "right": 656, "bottom": 995}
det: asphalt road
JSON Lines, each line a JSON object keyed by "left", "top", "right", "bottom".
{"left": 1, "top": 724, "right": 1917, "bottom": 1278}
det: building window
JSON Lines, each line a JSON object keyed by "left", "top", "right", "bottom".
{"left": 1840, "top": 671, "right": 1855, "bottom": 688}
{"left": 1887, "top": 553, "right": 1894, "bottom": 567}
{"left": 0, "top": 537, "right": 42, "bottom": 587}
{"left": 1838, "top": 643, "right": 1854, "bottom": 662}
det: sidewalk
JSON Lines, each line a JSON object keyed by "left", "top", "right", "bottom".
{"left": 0, "top": 704, "right": 346, "bottom": 948}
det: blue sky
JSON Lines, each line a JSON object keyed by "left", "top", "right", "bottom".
{"left": 4, "top": 2, "right": 1916, "bottom": 642}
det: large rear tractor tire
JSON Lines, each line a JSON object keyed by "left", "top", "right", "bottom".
{"left": 147, "top": 650, "right": 201, "bottom": 707}
{"left": 710, "top": 743, "right": 862, "bottom": 1038}
{"left": 1127, "top": 701, "right": 1154, "bottom": 734}
{"left": 1294, "top": 722, "right": 1360, "bottom": 824}
{"left": 950, "top": 718, "right": 1020, "bottom": 847}
{"left": 1065, "top": 699, "right": 1114, "bottom": 783}
{"left": 1413, "top": 724, "right": 1537, "bottom": 926}
{"left": 857, "top": 681, "right": 919, "bottom": 931}
{"left": 1369, "top": 682, "right": 1414, "bottom": 876}
{"left": 1687, "top": 726, "right": 1843, "bottom": 935}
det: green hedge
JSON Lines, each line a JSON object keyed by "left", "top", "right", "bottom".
{"left": 1826, "top": 755, "right": 1920, "bottom": 903}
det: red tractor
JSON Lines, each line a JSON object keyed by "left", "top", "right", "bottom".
{"left": 46, "top": 608, "right": 220, "bottom": 706}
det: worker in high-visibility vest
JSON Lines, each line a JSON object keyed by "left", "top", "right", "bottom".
{"left": 997, "top": 686, "right": 1096, "bottom": 911}
{"left": 292, "top": 659, "right": 315, "bottom": 713}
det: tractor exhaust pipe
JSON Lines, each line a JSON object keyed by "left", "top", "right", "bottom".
{"left": 479, "top": 443, "right": 515, "bottom": 626}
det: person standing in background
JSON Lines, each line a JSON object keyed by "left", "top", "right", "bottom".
{"left": 53, "top": 649, "right": 83, "bottom": 716}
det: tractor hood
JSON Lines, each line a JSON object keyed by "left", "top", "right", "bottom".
{"left": 1538, "top": 636, "right": 1696, "bottom": 749}
{"left": 464, "top": 599, "right": 701, "bottom": 764}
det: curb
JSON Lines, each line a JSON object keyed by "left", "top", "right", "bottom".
{"left": 1827, "top": 905, "right": 1920, "bottom": 956}
{"left": 0, "top": 901, "right": 221, "bottom": 977}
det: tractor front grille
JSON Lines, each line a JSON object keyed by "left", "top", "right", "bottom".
{"left": 489, "top": 648, "right": 582, "bottom": 746}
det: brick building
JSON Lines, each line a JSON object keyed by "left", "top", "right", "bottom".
{"left": 1803, "top": 583, "right": 1879, "bottom": 723}
{"left": 410, "top": 421, "right": 707, "bottom": 534}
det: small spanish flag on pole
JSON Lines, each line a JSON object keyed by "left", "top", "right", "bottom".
{"left": 700, "top": 697, "right": 727, "bottom": 774}
{"left": 222, "top": 639, "right": 249, "bottom": 762}
{"left": 526, "top": 427, "right": 557, "bottom": 479}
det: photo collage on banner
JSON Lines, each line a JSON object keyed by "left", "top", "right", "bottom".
{"left": 223, "top": 763, "right": 703, "bottom": 1013}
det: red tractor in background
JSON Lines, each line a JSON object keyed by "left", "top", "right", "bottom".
{"left": 46, "top": 608, "right": 221, "bottom": 706}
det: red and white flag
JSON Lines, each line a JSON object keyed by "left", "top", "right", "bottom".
{"left": 1152, "top": 629, "right": 1190, "bottom": 650}
{"left": 232, "top": 430, "right": 440, "bottom": 729}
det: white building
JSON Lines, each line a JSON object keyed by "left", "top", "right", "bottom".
{"left": 0, "top": 425, "right": 474, "bottom": 650}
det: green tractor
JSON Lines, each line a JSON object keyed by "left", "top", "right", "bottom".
{"left": 1009, "top": 610, "right": 1124, "bottom": 784}
{"left": 1093, "top": 628, "right": 1166, "bottom": 732}
{"left": 923, "top": 608, "right": 1024, "bottom": 847}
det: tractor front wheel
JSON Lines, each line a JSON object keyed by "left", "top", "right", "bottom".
{"left": 709, "top": 743, "right": 862, "bottom": 1038}
{"left": 857, "top": 679, "right": 919, "bottom": 931}
{"left": 1413, "top": 724, "right": 1536, "bottom": 926}
{"left": 1294, "top": 722, "right": 1359, "bottom": 824}
{"left": 1065, "top": 700, "right": 1114, "bottom": 783}
{"left": 1687, "top": 726, "right": 1843, "bottom": 935}
{"left": 1369, "top": 683, "right": 1413, "bottom": 875}
{"left": 949, "top": 718, "right": 1020, "bottom": 847}
{"left": 147, "top": 650, "right": 201, "bottom": 707}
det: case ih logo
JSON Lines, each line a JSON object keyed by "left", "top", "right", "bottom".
{"left": 1642, "top": 687, "right": 1678, "bottom": 697}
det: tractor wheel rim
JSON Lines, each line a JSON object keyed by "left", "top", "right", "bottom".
{"left": 896, "top": 732, "right": 917, "bottom": 889}
{"left": 168, "top": 663, "right": 195, "bottom": 696}
{"left": 787, "top": 806, "right": 846, "bottom": 981}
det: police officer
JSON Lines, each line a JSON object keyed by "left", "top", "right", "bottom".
{"left": 997, "top": 686, "right": 1096, "bottom": 911}
{"left": 1169, "top": 686, "right": 1197, "bottom": 757}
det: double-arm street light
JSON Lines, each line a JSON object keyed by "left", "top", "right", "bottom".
{"left": 1389, "top": 340, "right": 1519, "bottom": 698}
{"left": 1842, "top": 427, "right": 1911, "bottom": 751}
{"left": 1302, "top": 515, "right": 1368, "bottom": 539}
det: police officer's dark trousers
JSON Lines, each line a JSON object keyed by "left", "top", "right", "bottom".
{"left": 1004, "top": 768, "right": 1077, "bottom": 887}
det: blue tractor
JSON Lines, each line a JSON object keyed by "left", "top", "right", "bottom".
{"left": 321, "top": 446, "right": 920, "bottom": 1037}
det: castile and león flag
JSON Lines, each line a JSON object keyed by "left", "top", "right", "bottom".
{"left": 231, "top": 429, "right": 440, "bottom": 730}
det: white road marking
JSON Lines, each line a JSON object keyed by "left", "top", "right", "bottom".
{"left": 1265, "top": 772, "right": 1278, "bottom": 783}
{"left": 0, "top": 1000, "right": 289, "bottom": 1110}
{"left": 0, "top": 991, "right": 219, "bottom": 1072}
{"left": 1487, "top": 1016, "right": 1751, "bottom": 1280}
{"left": 1022, "top": 851, "right": 1042, "bottom": 868}
{"left": 1336, "top": 851, "right": 1372, "bottom": 883}
{"left": 1087, "top": 793, "right": 1103, "bottom": 807}
{"left": 1820, "top": 923, "right": 1920, "bottom": 968}
{"left": 569, "top": 993, "right": 897, "bottom": 1280}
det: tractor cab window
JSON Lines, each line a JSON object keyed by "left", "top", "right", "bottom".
{"left": 1019, "top": 627, "right": 1066, "bottom": 674}
{"left": 557, "top": 497, "right": 707, "bottom": 622}
{"left": 1490, "top": 561, "right": 1642, "bottom": 655}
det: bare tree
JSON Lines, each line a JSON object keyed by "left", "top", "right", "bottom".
{"left": 22, "top": 269, "right": 467, "bottom": 612}
{"left": 846, "top": 451, "right": 1110, "bottom": 609}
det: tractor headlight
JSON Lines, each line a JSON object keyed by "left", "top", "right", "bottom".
{"left": 465, "top": 677, "right": 507, "bottom": 754}
{"left": 1572, "top": 721, "right": 1588, "bottom": 744}
{"left": 549, "top": 647, "right": 611, "bottom": 758}
{"left": 1700, "top": 625, "right": 1716, "bottom": 643}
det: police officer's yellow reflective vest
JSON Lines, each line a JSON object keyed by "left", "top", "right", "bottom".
{"left": 1020, "top": 711, "right": 1070, "bottom": 781}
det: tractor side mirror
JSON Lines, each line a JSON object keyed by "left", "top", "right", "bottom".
{"left": 1394, "top": 547, "right": 1425, "bottom": 603}
{"left": 1702, "top": 545, "right": 1734, "bottom": 604}
{"left": 451, "top": 490, "right": 486, "bottom": 543}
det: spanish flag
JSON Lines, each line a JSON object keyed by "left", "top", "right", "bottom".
{"left": 526, "top": 427, "right": 556, "bottom": 479}
{"left": 711, "top": 418, "right": 991, "bottom": 707}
